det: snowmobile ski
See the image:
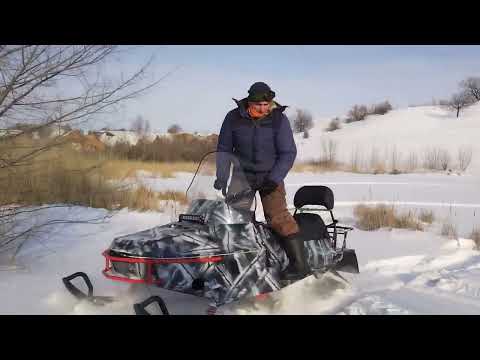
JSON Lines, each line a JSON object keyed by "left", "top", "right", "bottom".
{"left": 133, "top": 296, "right": 169, "bottom": 315}
{"left": 62, "top": 272, "right": 115, "bottom": 306}
{"left": 333, "top": 249, "right": 359, "bottom": 274}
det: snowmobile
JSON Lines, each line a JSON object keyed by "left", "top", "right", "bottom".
{"left": 62, "top": 151, "right": 359, "bottom": 315}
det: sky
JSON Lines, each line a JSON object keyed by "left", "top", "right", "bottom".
{"left": 93, "top": 45, "right": 480, "bottom": 134}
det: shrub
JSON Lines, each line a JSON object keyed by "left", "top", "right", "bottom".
{"left": 345, "top": 105, "right": 368, "bottom": 123}
{"left": 325, "top": 117, "right": 342, "bottom": 132}
{"left": 370, "top": 100, "right": 393, "bottom": 115}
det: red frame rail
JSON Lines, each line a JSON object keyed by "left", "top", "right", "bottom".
{"left": 102, "top": 250, "right": 224, "bottom": 285}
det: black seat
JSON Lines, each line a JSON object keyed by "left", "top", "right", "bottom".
{"left": 293, "top": 186, "right": 335, "bottom": 242}
{"left": 294, "top": 212, "right": 330, "bottom": 241}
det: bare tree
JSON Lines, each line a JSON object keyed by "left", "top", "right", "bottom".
{"left": 350, "top": 145, "right": 362, "bottom": 172}
{"left": 407, "top": 151, "right": 418, "bottom": 172}
{"left": 438, "top": 149, "right": 451, "bottom": 171}
{"left": 144, "top": 119, "right": 151, "bottom": 134}
{"left": 131, "top": 116, "right": 144, "bottom": 135}
{"left": 447, "top": 91, "right": 474, "bottom": 118}
{"left": 369, "top": 146, "right": 381, "bottom": 172}
{"left": 167, "top": 124, "right": 182, "bottom": 134}
{"left": 390, "top": 145, "right": 402, "bottom": 173}
{"left": 292, "top": 108, "right": 314, "bottom": 133}
{"left": 460, "top": 77, "right": 480, "bottom": 102}
{"left": 423, "top": 147, "right": 441, "bottom": 170}
{"left": 131, "top": 115, "right": 151, "bottom": 137}
{"left": 0, "top": 45, "right": 171, "bottom": 256}
{"left": 0, "top": 46, "right": 172, "bottom": 166}
{"left": 321, "top": 138, "right": 338, "bottom": 164}
{"left": 458, "top": 146, "right": 473, "bottom": 172}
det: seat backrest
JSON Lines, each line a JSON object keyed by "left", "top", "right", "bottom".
{"left": 293, "top": 186, "right": 334, "bottom": 210}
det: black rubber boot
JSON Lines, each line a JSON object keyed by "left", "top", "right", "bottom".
{"left": 280, "top": 233, "right": 311, "bottom": 281}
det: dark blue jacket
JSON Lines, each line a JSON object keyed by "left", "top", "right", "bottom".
{"left": 216, "top": 98, "right": 297, "bottom": 187}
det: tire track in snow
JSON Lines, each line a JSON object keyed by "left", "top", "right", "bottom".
{"left": 337, "top": 251, "right": 480, "bottom": 315}
{"left": 378, "top": 286, "right": 480, "bottom": 315}
{"left": 335, "top": 276, "right": 480, "bottom": 315}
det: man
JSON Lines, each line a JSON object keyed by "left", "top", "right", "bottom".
{"left": 214, "top": 82, "right": 310, "bottom": 281}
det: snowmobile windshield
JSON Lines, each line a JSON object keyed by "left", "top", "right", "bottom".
{"left": 184, "top": 151, "right": 256, "bottom": 225}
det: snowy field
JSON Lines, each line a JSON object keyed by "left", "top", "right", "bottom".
{"left": 1, "top": 170, "right": 479, "bottom": 315}
{"left": 1, "top": 104, "right": 480, "bottom": 315}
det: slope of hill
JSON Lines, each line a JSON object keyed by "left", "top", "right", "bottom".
{"left": 295, "top": 103, "right": 480, "bottom": 175}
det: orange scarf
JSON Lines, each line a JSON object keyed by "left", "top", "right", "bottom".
{"left": 247, "top": 104, "right": 271, "bottom": 119}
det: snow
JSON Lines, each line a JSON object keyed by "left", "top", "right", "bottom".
{"left": 1, "top": 104, "right": 480, "bottom": 315}
{"left": 2, "top": 170, "right": 480, "bottom": 315}
{"left": 96, "top": 131, "right": 158, "bottom": 146}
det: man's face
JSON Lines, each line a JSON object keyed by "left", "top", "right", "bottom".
{"left": 248, "top": 101, "right": 271, "bottom": 116}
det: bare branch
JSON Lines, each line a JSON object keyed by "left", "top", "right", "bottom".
{"left": 0, "top": 210, "right": 115, "bottom": 251}
{"left": 0, "top": 45, "right": 175, "bottom": 255}
{"left": 0, "top": 205, "right": 72, "bottom": 219}
{"left": 460, "top": 77, "right": 480, "bottom": 102}
{"left": 0, "top": 45, "right": 31, "bottom": 60}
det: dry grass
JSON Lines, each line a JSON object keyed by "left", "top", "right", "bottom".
{"left": 117, "top": 186, "right": 188, "bottom": 212}
{"left": 290, "top": 146, "right": 469, "bottom": 175}
{"left": 441, "top": 221, "right": 458, "bottom": 240}
{"left": 292, "top": 160, "right": 343, "bottom": 173}
{"left": 98, "top": 159, "right": 198, "bottom": 180}
{"left": 293, "top": 146, "right": 473, "bottom": 175}
{"left": 353, "top": 204, "right": 423, "bottom": 231}
{"left": 470, "top": 228, "right": 480, "bottom": 250}
{"left": 0, "top": 140, "right": 190, "bottom": 212}
{"left": 293, "top": 138, "right": 342, "bottom": 172}
{"left": 419, "top": 209, "right": 435, "bottom": 224}
{"left": 369, "top": 147, "right": 387, "bottom": 174}
{"left": 157, "top": 190, "right": 189, "bottom": 205}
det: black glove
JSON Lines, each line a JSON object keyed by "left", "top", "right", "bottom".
{"left": 259, "top": 179, "right": 278, "bottom": 197}
{"left": 213, "top": 179, "right": 227, "bottom": 196}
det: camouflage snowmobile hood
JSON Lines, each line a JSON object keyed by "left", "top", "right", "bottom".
{"left": 109, "top": 199, "right": 261, "bottom": 258}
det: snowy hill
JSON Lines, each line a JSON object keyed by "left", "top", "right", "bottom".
{"left": 295, "top": 103, "right": 480, "bottom": 175}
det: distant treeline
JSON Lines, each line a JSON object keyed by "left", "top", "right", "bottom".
{"left": 105, "top": 133, "right": 218, "bottom": 162}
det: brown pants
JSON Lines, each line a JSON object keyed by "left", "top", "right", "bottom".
{"left": 228, "top": 180, "right": 299, "bottom": 237}
{"left": 261, "top": 183, "right": 300, "bottom": 237}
